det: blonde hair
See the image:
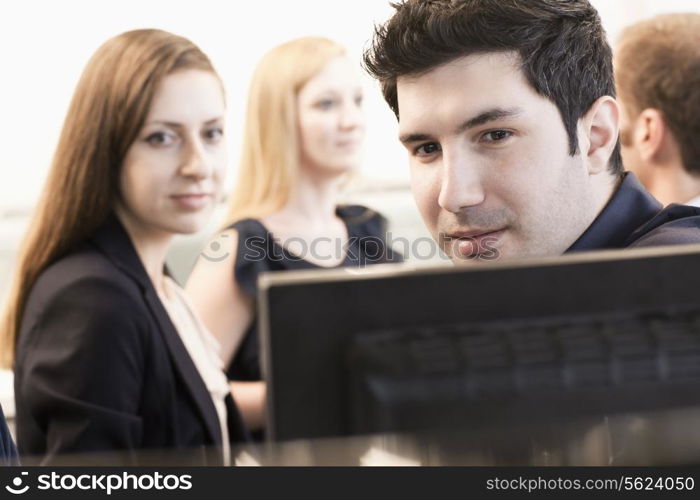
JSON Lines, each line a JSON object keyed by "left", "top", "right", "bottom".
{"left": 0, "top": 29, "right": 219, "bottom": 367}
{"left": 226, "top": 37, "right": 346, "bottom": 223}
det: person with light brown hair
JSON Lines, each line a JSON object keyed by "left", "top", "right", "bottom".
{"left": 186, "top": 37, "right": 400, "bottom": 433}
{"left": 615, "top": 13, "right": 700, "bottom": 207}
{"left": 0, "top": 29, "right": 247, "bottom": 464}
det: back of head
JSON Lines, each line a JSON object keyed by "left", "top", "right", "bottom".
{"left": 227, "top": 37, "right": 346, "bottom": 223}
{"left": 1, "top": 29, "right": 218, "bottom": 367}
{"left": 363, "top": 0, "right": 621, "bottom": 174}
{"left": 616, "top": 13, "right": 700, "bottom": 176}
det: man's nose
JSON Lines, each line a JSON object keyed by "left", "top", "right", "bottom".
{"left": 437, "top": 150, "right": 486, "bottom": 213}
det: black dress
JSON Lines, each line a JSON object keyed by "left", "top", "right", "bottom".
{"left": 226, "top": 205, "right": 402, "bottom": 381}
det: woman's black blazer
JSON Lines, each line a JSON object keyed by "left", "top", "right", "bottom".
{"left": 0, "top": 403, "right": 17, "bottom": 465}
{"left": 14, "top": 215, "right": 248, "bottom": 465}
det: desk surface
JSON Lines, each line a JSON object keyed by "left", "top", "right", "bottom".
{"left": 232, "top": 406, "right": 700, "bottom": 466}
{"left": 12, "top": 392, "right": 700, "bottom": 465}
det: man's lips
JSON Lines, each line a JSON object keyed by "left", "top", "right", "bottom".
{"left": 443, "top": 228, "right": 506, "bottom": 258}
{"left": 446, "top": 229, "right": 500, "bottom": 239}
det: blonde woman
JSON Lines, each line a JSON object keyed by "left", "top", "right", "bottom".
{"left": 186, "top": 37, "right": 401, "bottom": 432}
{"left": 1, "top": 29, "right": 247, "bottom": 464}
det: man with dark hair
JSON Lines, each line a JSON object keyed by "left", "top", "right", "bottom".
{"left": 364, "top": 0, "right": 700, "bottom": 261}
{"left": 615, "top": 14, "right": 700, "bottom": 207}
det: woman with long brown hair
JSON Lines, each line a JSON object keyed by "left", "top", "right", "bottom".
{"left": 0, "top": 29, "right": 247, "bottom": 464}
{"left": 186, "top": 37, "right": 401, "bottom": 434}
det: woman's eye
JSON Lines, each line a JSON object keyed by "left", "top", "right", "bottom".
{"left": 204, "top": 127, "right": 224, "bottom": 142}
{"left": 316, "top": 99, "right": 335, "bottom": 110}
{"left": 482, "top": 130, "right": 513, "bottom": 143}
{"left": 145, "top": 131, "right": 176, "bottom": 147}
{"left": 414, "top": 142, "right": 441, "bottom": 157}
{"left": 354, "top": 95, "right": 364, "bottom": 107}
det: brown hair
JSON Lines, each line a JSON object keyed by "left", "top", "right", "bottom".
{"left": 616, "top": 13, "right": 700, "bottom": 175}
{"left": 363, "top": 0, "right": 622, "bottom": 175}
{"left": 1, "top": 29, "right": 218, "bottom": 367}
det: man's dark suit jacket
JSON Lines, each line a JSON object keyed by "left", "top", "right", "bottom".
{"left": 1, "top": 403, "right": 17, "bottom": 465}
{"left": 14, "top": 215, "right": 248, "bottom": 465}
{"left": 568, "top": 172, "right": 700, "bottom": 251}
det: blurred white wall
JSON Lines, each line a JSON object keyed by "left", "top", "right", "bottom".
{"left": 4, "top": 0, "right": 700, "bottom": 214}
{"left": 0, "top": 0, "right": 404, "bottom": 213}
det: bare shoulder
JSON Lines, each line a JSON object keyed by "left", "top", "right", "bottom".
{"left": 185, "top": 228, "right": 240, "bottom": 296}
{"left": 185, "top": 228, "right": 253, "bottom": 362}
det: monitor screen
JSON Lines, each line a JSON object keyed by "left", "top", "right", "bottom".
{"left": 259, "top": 244, "right": 700, "bottom": 446}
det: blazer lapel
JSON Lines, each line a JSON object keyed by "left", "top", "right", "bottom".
{"left": 90, "top": 214, "right": 223, "bottom": 445}
{"left": 141, "top": 289, "right": 223, "bottom": 445}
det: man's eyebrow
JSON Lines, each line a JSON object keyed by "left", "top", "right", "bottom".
{"left": 457, "top": 107, "right": 523, "bottom": 133}
{"left": 399, "top": 132, "right": 433, "bottom": 145}
{"left": 399, "top": 107, "right": 523, "bottom": 145}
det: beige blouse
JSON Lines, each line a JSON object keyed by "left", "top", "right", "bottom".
{"left": 158, "top": 277, "right": 231, "bottom": 465}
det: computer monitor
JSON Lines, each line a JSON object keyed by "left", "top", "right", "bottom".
{"left": 258, "top": 244, "right": 700, "bottom": 444}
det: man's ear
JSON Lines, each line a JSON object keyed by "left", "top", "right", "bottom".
{"left": 633, "top": 108, "right": 667, "bottom": 163}
{"left": 580, "top": 96, "right": 619, "bottom": 175}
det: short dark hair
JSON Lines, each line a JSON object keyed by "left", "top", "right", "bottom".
{"left": 616, "top": 14, "right": 700, "bottom": 176}
{"left": 363, "top": 0, "right": 622, "bottom": 175}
